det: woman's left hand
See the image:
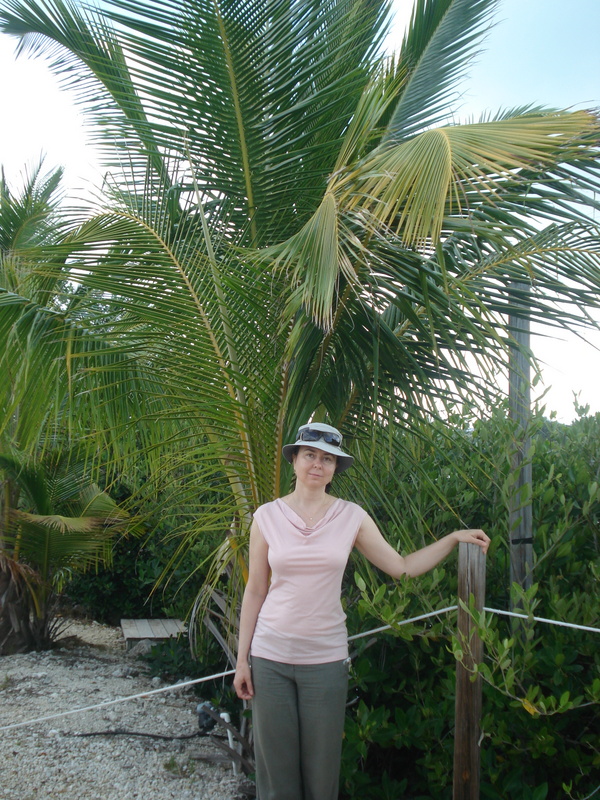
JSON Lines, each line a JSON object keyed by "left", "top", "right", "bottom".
{"left": 452, "top": 529, "right": 491, "bottom": 555}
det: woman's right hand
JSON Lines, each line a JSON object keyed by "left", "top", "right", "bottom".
{"left": 233, "top": 661, "right": 254, "bottom": 700}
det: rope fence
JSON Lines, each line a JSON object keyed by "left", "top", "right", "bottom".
{"left": 0, "top": 668, "right": 236, "bottom": 733}
{"left": 1, "top": 603, "right": 597, "bottom": 734}
{"left": 483, "top": 607, "right": 600, "bottom": 635}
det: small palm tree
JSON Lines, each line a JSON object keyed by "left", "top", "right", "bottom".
{"left": 0, "top": 447, "right": 128, "bottom": 652}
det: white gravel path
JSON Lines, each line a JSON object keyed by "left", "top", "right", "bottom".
{"left": 0, "top": 620, "right": 251, "bottom": 800}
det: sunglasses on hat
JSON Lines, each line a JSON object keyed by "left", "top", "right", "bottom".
{"left": 297, "top": 427, "right": 342, "bottom": 447}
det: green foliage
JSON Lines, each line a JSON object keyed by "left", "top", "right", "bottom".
{"left": 340, "top": 409, "right": 600, "bottom": 800}
{"left": 64, "top": 535, "right": 166, "bottom": 625}
{"left": 0, "top": 445, "right": 128, "bottom": 652}
{"left": 142, "top": 634, "right": 236, "bottom": 716}
{"left": 341, "top": 615, "right": 458, "bottom": 799}
{"left": 143, "top": 637, "right": 205, "bottom": 683}
{"left": 64, "top": 523, "right": 222, "bottom": 625}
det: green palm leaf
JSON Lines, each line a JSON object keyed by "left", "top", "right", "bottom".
{"left": 386, "top": 0, "right": 497, "bottom": 140}
{"left": 338, "top": 110, "right": 599, "bottom": 246}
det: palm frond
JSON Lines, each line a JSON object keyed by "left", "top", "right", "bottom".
{"left": 338, "top": 110, "right": 600, "bottom": 246}
{"left": 386, "top": 0, "right": 498, "bottom": 140}
{"left": 0, "top": 0, "right": 393, "bottom": 243}
{"left": 1, "top": 0, "right": 174, "bottom": 186}
{"left": 8, "top": 510, "right": 117, "bottom": 575}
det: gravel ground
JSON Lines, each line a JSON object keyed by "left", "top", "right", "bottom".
{"left": 0, "top": 620, "right": 250, "bottom": 800}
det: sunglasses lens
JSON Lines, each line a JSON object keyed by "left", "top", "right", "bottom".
{"left": 297, "top": 428, "right": 342, "bottom": 446}
{"left": 299, "top": 429, "right": 320, "bottom": 441}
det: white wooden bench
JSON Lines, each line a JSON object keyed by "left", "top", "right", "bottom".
{"left": 120, "top": 618, "right": 187, "bottom": 651}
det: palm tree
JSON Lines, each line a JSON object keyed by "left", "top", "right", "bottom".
{"left": 0, "top": 165, "right": 129, "bottom": 652}
{"left": 0, "top": 160, "right": 80, "bottom": 451}
{"left": 0, "top": 446, "right": 128, "bottom": 652}
{"left": 0, "top": 0, "right": 599, "bottom": 611}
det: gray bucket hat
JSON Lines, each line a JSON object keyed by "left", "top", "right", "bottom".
{"left": 282, "top": 422, "right": 354, "bottom": 473}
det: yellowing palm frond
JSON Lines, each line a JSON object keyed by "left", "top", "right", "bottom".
{"left": 337, "top": 111, "right": 600, "bottom": 246}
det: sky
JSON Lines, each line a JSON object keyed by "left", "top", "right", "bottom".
{"left": 388, "top": 0, "right": 600, "bottom": 422}
{"left": 1, "top": 0, "right": 599, "bottom": 422}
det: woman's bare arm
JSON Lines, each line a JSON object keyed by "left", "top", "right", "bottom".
{"left": 355, "top": 514, "right": 489, "bottom": 579}
{"left": 233, "top": 519, "right": 270, "bottom": 700}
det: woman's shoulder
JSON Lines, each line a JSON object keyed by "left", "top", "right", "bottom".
{"left": 338, "top": 497, "right": 368, "bottom": 516}
{"left": 253, "top": 498, "right": 283, "bottom": 518}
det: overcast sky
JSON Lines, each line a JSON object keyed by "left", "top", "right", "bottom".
{"left": 430, "top": 0, "right": 600, "bottom": 423}
{"left": 1, "top": 0, "right": 599, "bottom": 421}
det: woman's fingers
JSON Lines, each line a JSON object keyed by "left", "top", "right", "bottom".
{"left": 234, "top": 666, "right": 254, "bottom": 699}
{"left": 454, "top": 529, "right": 491, "bottom": 554}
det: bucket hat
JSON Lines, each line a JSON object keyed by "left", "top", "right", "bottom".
{"left": 282, "top": 422, "right": 354, "bottom": 473}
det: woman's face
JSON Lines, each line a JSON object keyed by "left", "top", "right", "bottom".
{"left": 292, "top": 446, "right": 337, "bottom": 486}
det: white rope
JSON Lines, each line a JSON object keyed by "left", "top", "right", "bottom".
{"left": 347, "top": 605, "right": 458, "bottom": 641}
{"left": 484, "top": 607, "right": 600, "bottom": 635}
{"left": 349, "top": 606, "right": 600, "bottom": 641}
{"left": 1, "top": 604, "right": 597, "bottom": 734}
{"left": 0, "top": 668, "right": 234, "bottom": 733}
{"left": 0, "top": 607, "right": 457, "bottom": 734}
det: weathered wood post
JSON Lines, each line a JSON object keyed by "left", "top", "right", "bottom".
{"left": 453, "top": 542, "right": 487, "bottom": 800}
{"left": 508, "top": 281, "right": 533, "bottom": 599}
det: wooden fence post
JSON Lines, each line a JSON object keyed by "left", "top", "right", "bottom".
{"left": 508, "top": 281, "right": 533, "bottom": 599}
{"left": 453, "top": 542, "right": 487, "bottom": 800}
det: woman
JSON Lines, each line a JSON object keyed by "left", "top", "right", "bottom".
{"left": 234, "top": 422, "right": 490, "bottom": 800}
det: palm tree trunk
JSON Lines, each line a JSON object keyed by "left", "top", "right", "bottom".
{"left": 0, "top": 556, "right": 37, "bottom": 654}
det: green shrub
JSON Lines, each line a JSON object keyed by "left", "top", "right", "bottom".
{"left": 142, "top": 633, "right": 236, "bottom": 715}
{"left": 63, "top": 535, "right": 166, "bottom": 624}
{"left": 340, "top": 409, "right": 600, "bottom": 800}
{"left": 64, "top": 523, "right": 222, "bottom": 625}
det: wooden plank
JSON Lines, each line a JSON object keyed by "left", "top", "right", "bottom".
{"left": 148, "top": 619, "right": 169, "bottom": 638}
{"left": 162, "top": 619, "right": 186, "bottom": 636}
{"left": 120, "top": 619, "right": 139, "bottom": 640}
{"left": 453, "top": 542, "right": 486, "bottom": 800}
{"left": 120, "top": 619, "right": 186, "bottom": 650}
{"left": 133, "top": 619, "right": 154, "bottom": 639}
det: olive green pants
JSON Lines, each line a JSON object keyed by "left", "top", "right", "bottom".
{"left": 250, "top": 656, "right": 349, "bottom": 800}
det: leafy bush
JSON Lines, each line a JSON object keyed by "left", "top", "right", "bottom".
{"left": 63, "top": 526, "right": 222, "bottom": 625}
{"left": 142, "top": 633, "right": 237, "bottom": 716}
{"left": 63, "top": 535, "right": 165, "bottom": 624}
{"left": 63, "top": 464, "right": 226, "bottom": 625}
{"left": 339, "top": 408, "right": 600, "bottom": 800}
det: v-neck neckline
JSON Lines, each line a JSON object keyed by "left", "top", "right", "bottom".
{"left": 276, "top": 497, "right": 340, "bottom": 534}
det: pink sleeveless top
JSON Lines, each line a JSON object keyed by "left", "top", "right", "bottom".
{"left": 250, "top": 497, "right": 367, "bottom": 665}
